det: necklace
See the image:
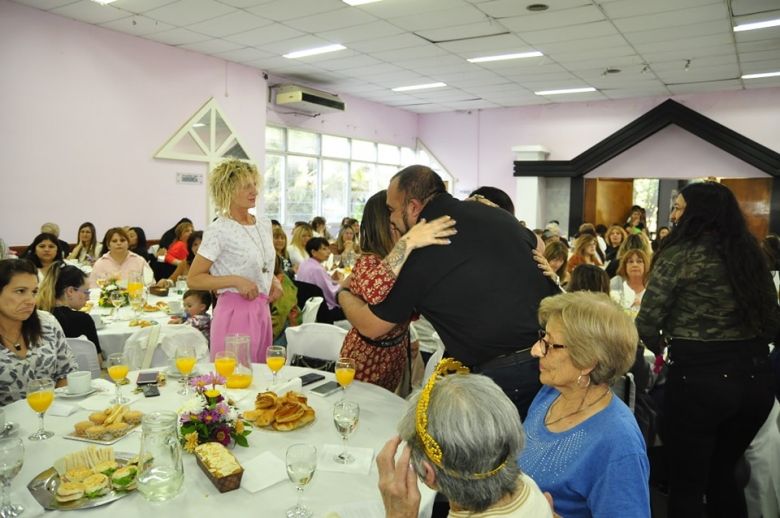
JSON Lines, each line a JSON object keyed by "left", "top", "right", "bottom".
{"left": 0, "top": 331, "right": 23, "bottom": 352}
{"left": 237, "top": 218, "right": 271, "bottom": 274}
{"left": 544, "top": 386, "right": 611, "bottom": 426}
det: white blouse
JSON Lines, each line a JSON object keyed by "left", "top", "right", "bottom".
{"left": 198, "top": 216, "right": 275, "bottom": 295}
{"left": 287, "top": 245, "right": 307, "bottom": 268}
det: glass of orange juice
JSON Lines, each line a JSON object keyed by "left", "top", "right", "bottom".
{"left": 265, "top": 346, "right": 286, "bottom": 386}
{"left": 335, "top": 357, "right": 356, "bottom": 393}
{"left": 107, "top": 353, "right": 130, "bottom": 404}
{"left": 27, "top": 378, "right": 55, "bottom": 441}
{"left": 175, "top": 344, "right": 197, "bottom": 396}
{"left": 127, "top": 271, "right": 144, "bottom": 298}
{"left": 214, "top": 351, "right": 237, "bottom": 381}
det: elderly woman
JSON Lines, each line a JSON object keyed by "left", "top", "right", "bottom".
{"left": 566, "top": 234, "right": 602, "bottom": 274}
{"left": 636, "top": 182, "right": 779, "bottom": 518}
{"left": 519, "top": 291, "right": 650, "bottom": 518}
{"left": 377, "top": 360, "right": 553, "bottom": 518}
{"left": 188, "top": 159, "right": 280, "bottom": 362}
{"left": 24, "top": 233, "right": 65, "bottom": 281}
{"left": 164, "top": 221, "right": 194, "bottom": 266}
{"left": 67, "top": 222, "right": 101, "bottom": 265}
{"left": 89, "top": 228, "right": 154, "bottom": 288}
{"left": 609, "top": 249, "right": 649, "bottom": 313}
{"left": 0, "top": 259, "right": 78, "bottom": 405}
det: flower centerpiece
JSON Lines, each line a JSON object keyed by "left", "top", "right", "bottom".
{"left": 98, "top": 275, "right": 128, "bottom": 308}
{"left": 178, "top": 373, "right": 252, "bottom": 452}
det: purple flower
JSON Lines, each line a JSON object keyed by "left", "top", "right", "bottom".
{"left": 211, "top": 425, "right": 232, "bottom": 446}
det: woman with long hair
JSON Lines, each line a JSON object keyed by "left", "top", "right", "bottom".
{"left": 287, "top": 223, "right": 312, "bottom": 271}
{"left": 164, "top": 222, "right": 194, "bottom": 266}
{"left": 604, "top": 225, "right": 627, "bottom": 265}
{"left": 188, "top": 159, "right": 281, "bottom": 362}
{"left": 636, "top": 182, "right": 780, "bottom": 518}
{"left": 272, "top": 226, "right": 294, "bottom": 279}
{"left": 67, "top": 222, "right": 101, "bottom": 265}
{"left": 158, "top": 231, "right": 203, "bottom": 287}
{"left": 566, "top": 234, "right": 602, "bottom": 274}
{"left": 127, "top": 227, "right": 153, "bottom": 262}
{"left": 23, "top": 233, "right": 65, "bottom": 281}
{"left": 310, "top": 216, "right": 331, "bottom": 241}
{"left": 543, "top": 240, "right": 569, "bottom": 287}
{"left": 609, "top": 249, "right": 650, "bottom": 314}
{"left": 339, "top": 190, "right": 455, "bottom": 391}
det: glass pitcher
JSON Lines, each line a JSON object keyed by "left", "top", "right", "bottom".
{"left": 225, "top": 334, "right": 253, "bottom": 389}
{"left": 136, "top": 411, "right": 184, "bottom": 502}
{"left": 127, "top": 271, "right": 144, "bottom": 298}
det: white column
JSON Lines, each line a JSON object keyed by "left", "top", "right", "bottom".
{"left": 512, "top": 145, "right": 550, "bottom": 228}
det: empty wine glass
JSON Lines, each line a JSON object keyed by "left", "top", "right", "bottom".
{"left": 107, "top": 353, "right": 130, "bottom": 404}
{"left": 129, "top": 287, "right": 147, "bottom": 319}
{"left": 0, "top": 436, "right": 24, "bottom": 517}
{"left": 286, "top": 443, "right": 317, "bottom": 518}
{"left": 266, "top": 345, "right": 286, "bottom": 386}
{"left": 333, "top": 400, "right": 359, "bottom": 464}
{"left": 109, "top": 290, "right": 125, "bottom": 322}
{"left": 175, "top": 343, "right": 197, "bottom": 396}
{"left": 26, "top": 378, "right": 55, "bottom": 441}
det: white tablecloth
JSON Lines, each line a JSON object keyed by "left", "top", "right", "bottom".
{"left": 2, "top": 365, "right": 435, "bottom": 517}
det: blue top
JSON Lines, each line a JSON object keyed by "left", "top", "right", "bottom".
{"left": 518, "top": 385, "right": 650, "bottom": 518}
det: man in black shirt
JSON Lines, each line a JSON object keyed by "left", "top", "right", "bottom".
{"left": 338, "top": 165, "right": 558, "bottom": 418}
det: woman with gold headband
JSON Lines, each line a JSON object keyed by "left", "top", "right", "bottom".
{"left": 518, "top": 291, "right": 649, "bottom": 518}
{"left": 188, "top": 159, "right": 281, "bottom": 362}
{"left": 377, "top": 359, "right": 553, "bottom": 517}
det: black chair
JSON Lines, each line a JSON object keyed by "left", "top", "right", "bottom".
{"left": 293, "top": 280, "right": 345, "bottom": 324}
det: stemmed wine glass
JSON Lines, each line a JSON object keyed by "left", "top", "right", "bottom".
{"left": 266, "top": 345, "right": 286, "bottom": 386}
{"left": 109, "top": 290, "right": 125, "bottom": 322}
{"left": 26, "top": 378, "right": 55, "bottom": 441}
{"left": 214, "top": 351, "right": 237, "bottom": 381}
{"left": 335, "top": 358, "right": 356, "bottom": 394}
{"left": 333, "top": 400, "right": 360, "bottom": 464}
{"left": 129, "top": 287, "right": 147, "bottom": 319}
{"left": 107, "top": 353, "right": 130, "bottom": 404}
{"left": 175, "top": 344, "right": 197, "bottom": 396}
{"left": 286, "top": 444, "right": 317, "bottom": 518}
{"left": 0, "top": 436, "right": 24, "bottom": 517}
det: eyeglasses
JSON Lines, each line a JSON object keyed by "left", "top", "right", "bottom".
{"left": 537, "top": 329, "right": 567, "bottom": 356}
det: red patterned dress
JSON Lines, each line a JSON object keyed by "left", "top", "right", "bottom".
{"left": 340, "top": 254, "right": 409, "bottom": 391}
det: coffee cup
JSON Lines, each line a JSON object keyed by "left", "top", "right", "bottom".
{"left": 168, "top": 300, "right": 183, "bottom": 315}
{"left": 67, "top": 371, "right": 92, "bottom": 394}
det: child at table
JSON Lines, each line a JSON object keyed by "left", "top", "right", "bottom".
{"left": 169, "top": 289, "right": 212, "bottom": 345}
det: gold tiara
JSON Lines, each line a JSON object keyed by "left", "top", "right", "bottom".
{"left": 415, "top": 358, "right": 508, "bottom": 480}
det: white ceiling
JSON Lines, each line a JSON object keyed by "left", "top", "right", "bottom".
{"left": 14, "top": 0, "right": 780, "bottom": 113}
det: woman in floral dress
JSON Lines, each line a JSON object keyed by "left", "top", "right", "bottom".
{"left": 339, "top": 190, "right": 454, "bottom": 391}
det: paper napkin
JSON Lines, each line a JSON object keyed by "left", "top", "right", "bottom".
{"left": 317, "top": 444, "right": 374, "bottom": 475}
{"left": 241, "top": 451, "right": 287, "bottom": 493}
{"left": 78, "top": 391, "right": 141, "bottom": 411}
{"left": 48, "top": 401, "right": 79, "bottom": 417}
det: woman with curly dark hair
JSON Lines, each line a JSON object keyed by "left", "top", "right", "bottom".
{"left": 636, "top": 182, "right": 780, "bottom": 518}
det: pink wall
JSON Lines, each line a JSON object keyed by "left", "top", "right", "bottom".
{"left": 418, "top": 88, "right": 780, "bottom": 198}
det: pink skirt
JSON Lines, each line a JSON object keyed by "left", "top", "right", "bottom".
{"left": 210, "top": 291, "right": 272, "bottom": 363}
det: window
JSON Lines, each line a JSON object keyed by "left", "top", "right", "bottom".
{"left": 263, "top": 127, "right": 421, "bottom": 227}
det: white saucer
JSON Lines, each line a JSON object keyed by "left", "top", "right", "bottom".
{"left": 55, "top": 387, "right": 98, "bottom": 399}
{"left": 165, "top": 366, "right": 202, "bottom": 379}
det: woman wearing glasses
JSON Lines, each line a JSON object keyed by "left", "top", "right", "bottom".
{"left": 518, "top": 291, "right": 650, "bottom": 518}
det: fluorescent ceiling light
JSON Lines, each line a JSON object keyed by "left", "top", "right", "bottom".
{"left": 90, "top": 0, "right": 117, "bottom": 4}
{"left": 283, "top": 44, "right": 346, "bottom": 59}
{"left": 535, "top": 87, "right": 597, "bottom": 96}
{"left": 733, "top": 18, "right": 780, "bottom": 31}
{"left": 742, "top": 71, "right": 780, "bottom": 79}
{"left": 392, "top": 82, "right": 447, "bottom": 92}
{"left": 467, "top": 51, "right": 543, "bottom": 63}
{"left": 343, "top": 0, "right": 382, "bottom": 5}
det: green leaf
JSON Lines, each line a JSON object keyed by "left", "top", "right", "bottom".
{"left": 234, "top": 434, "right": 248, "bottom": 447}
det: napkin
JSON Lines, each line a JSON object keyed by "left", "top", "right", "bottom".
{"left": 317, "top": 444, "right": 374, "bottom": 475}
{"left": 324, "top": 501, "right": 385, "bottom": 518}
{"left": 91, "top": 379, "right": 115, "bottom": 392}
{"left": 260, "top": 377, "right": 303, "bottom": 395}
{"left": 48, "top": 401, "right": 79, "bottom": 417}
{"left": 241, "top": 451, "right": 287, "bottom": 493}
{"left": 78, "top": 391, "right": 141, "bottom": 411}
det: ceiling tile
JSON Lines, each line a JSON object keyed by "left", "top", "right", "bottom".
{"left": 349, "top": 33, "right": 430, "bottom": 53}
{"left": 556, "top": 54, "right": 645, "bottom": 71}
{"left": 178, "top": 38, "right": 244, "bottom": 54}
{"left": 372, "top": 45, "right": 449, "bottom": 62}
{"left": 145, "top": 0, "right": 235, "bottom": 26}
{"left": 537, "top": 35, "right": 630, "bottom": 54}
{"left": 10, "top": 0, "right": 81, "bottom": 10}
{"left": 315, "top": 54, "right": 383, "bottom": 71}
{"left": 623, "top": 20, "right": 731, "bottom": 45}
{"left": 354, "top": 0, "right": 457, "bottom": 19}
{"left": 549, "top": 45, "right": 639, "bottom": 63}
{"left": 600, "top": 0, "right": 722, "bottom": 19}
{"left": 666, "top": 79, "right": 742, "bottom": 94}
{"left": 145, "top": 28, "right": 211, "bottom": 45}
{"left": 602, "top": 87, "right": 671, "bottom": 99}
{"left": 534, "top": 91, "right": 607, "bottom": 102}
{"left": 110, "top": 0, "right": 179, "bottom": 13}
{"left": 415, "top": 21, "right": 508, "bottom": 42}
{"left": 640, "top": 43, "right": 737, "bottom": 63}
{"left": 743, "top": 76, "right": 780, "bottom": 89}
{"left": 741, "top": 59, "right": 780, "bottom": 73}
{"left": 500, "top": 5, "right": 606, "bottom": 32}
{"left": 739, "top": 49, "right": 780, "bottom": 63}
{"left": 734, "top": 26, "right": 780, "bottom": 43}
{"left": 520, "top": 20, "right": 619, "bottom": 45}
{"left": 478, "top": 0, "right": 590, "bottom": 18}
{"left": 731, "top": 0, "right": 780, "bottom": 16}
{"left": 206, "top": 0, "right": 272, "bottom": 7}
{"left": 736, "top": 38, "right": 780, "bottom": 53}
{"left": 99, "top": 15, "right": 174, "bottom": 36}
{"left": 261, "top": 34, "right": 338, "bottom": 54}
{"left": 186, "top": 11, "right": 273, "bottom": 37}
{"left": 633, "top": 33, "right": 733, "bottom": 54}
{"left": 435, "top": 33, "right": 531, "bottom": 55}
{"left": 659, "top": 64, "right": 740, "bottom": 83}
{"left": 284, "top": 7, "right": 377, "bottom": 33}
{"left": 650, "top": 55, "right": 738, "bottom": 72}
{"left": 246, "top": 0, "right": 344, "bottom": 22}
{"left": 223, "top": 24, "right": 303, "bottom": 46}
{"left": 316, "top": 20, "right": 404, "bottom": 43}
{"left": 49, "top": 1, "right": 128, "bottom": 24}
{"left": 389, "top": 4, "right": 487, "bottom": 32}
{"left": 443, "top": 99, "right": 501, "bottom": 109}
{"left": 612, "top": 4, "right": 729, "bottom": 33}
{"left": 213, "top": 46, "right": 274, "bottom": 62}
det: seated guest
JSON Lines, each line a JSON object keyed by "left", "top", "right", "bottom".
{"left": 610, "top": 249, "right": 649, "bottom": 313}
{"left": 519, "top": 291, "right": 650, "bottom": 518}
{"left": 158, "top": 231, "right": 202, "bottom": 287}
{"left": 127, "top": 227, "right": 153, "bottom": 262}
{"left": 310, "top": 216, "right": 332, "bottom": 240}
{"left": 89, "top": 228, "right": 154, "bottom": 288}
{"left": 157, "top": 217, "right": 192, "bottom": 258}
{"left": 169, "top": 289, "right": 211, "bottom": 343}
{"left": 67, "top": 222, "right": 101, "bottom": 265}
{"left": 567, "top": 264, "right": 610, "bottom": 294}
{"left": 165, "top": 221, "right": 194, "bottom": 266}
{"left": 287, "top": 223, "right": 313, "bottom": 270}
{"left": 270, "top": 256, "right": 299, "bottom": 345}
{"left": 566, "top": 234, "right": 602, "bottom": 274}
{"left": 336, "top": 224, "right": 358, "bottom": 256}
{"left": 0, "top": 259, "right": 77, "bottom": 405}
{"left": 605, "top": 232, "right": 652, "bottom": 278}
{"left": 37, "top": 261, "right": 103, "bottom": 361}
{"left": 40, "top": 222, "right": 70, "bottom": 256}
{"left": 604, "top": 225, "right": 627, "bottom": 270}
{"left": 23, "top": 233, "right": 65, "bottom": 281}
{"left": 295, "top": 237, "right": 342, "bottom": 311}
{"left": 273, "top": 226, "right": 295, "bottom": 280}
{"left": 377, "top": 360, "right": 553, "bottom": 518}
{"left": 543, "top": 241, "right": 569, "bottom": 287}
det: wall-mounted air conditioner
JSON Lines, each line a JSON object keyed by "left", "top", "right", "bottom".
{"left": 271, "top": 84, "right": 345, "bottom": 113}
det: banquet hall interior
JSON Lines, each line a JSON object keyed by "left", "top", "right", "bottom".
{"left": 2, "top": 0, "right": 780, "bottom": 517}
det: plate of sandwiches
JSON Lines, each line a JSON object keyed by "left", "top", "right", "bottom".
{"left": 27, "top": 446, "right": 140, "bottom": 510}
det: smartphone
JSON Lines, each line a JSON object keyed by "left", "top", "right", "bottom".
{"left": 141, "top": 385, "right": 160, "bottom": 398}
{"left": 299, "top": 373, "right": 326, "bottom": 386}
{"left": 310, "top": 381, "right": 341, "bottom": 396}
{"left": 136, "top": 371, "right": 159, "bottom": 385}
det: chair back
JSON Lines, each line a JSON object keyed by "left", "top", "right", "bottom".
{"left": 300, "top": 297, "right": 324, "bottom": 324}
{"left": 66, "top": 337, "right": 101, "bottom": 379}
{"left": 610, "top": 372, "right": 636, "bottom": 412}
{"left": 124, "top": 324, "right": 208, "bottom": 370}
{"left": 284, "top": 323, "right": 348, "bottom": 366}
{"left": 423, "top": 338, "right": 446, "bottom": 384}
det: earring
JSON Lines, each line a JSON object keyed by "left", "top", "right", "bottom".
{"left": 576, "top": 373, "right": 591, "bottom": 388}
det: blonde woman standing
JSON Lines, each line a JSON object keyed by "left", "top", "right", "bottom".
{"left": 189, "top": 160, "right": 280, "bottom": 362}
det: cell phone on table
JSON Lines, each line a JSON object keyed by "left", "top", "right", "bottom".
{"left": 141, "top": 385, "right": 160, "bottom": 398}
{"left": 299, "top": 373, "right": 326, "bottom": 386}
{"left": 136, "top": 371, "right": 159, "bottom": 385}
{"left": 309, "top": 381, "right": 341, "bottom": 396}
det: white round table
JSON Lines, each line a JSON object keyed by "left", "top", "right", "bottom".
{"left": 2, "top": 365, "right": 435, "bottom": 517}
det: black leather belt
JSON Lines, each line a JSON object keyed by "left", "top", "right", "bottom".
{"left": 474, "top": 346, "right": 534, "bottom": 371}
{"left": 357, "top": 331, "right": 407, "bottom": 348}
